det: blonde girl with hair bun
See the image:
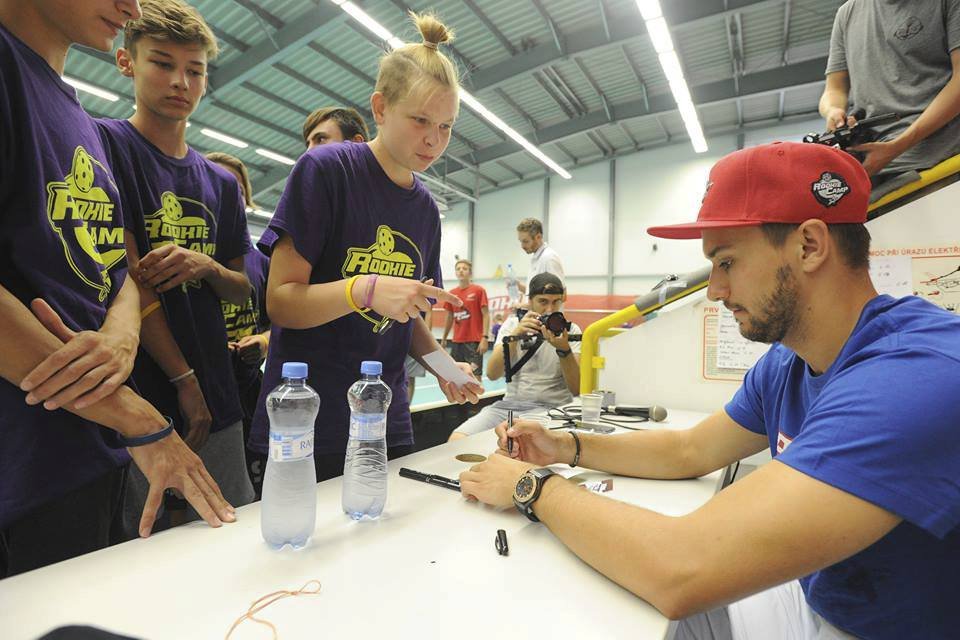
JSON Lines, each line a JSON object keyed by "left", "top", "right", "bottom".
{"left": 250, "top": 12, "right": 483, "bottom": 482}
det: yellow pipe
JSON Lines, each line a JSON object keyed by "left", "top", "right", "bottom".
{"left": 579, "top": 279, "right": 709, "bottom": 395}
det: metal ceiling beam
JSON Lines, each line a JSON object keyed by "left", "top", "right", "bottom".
{"left": 494, "top": 88, "right": 539, "bottom": 140}
{"left": 552, "top": 142, "right": 577, "bottom": 165}
{"left": 307, "top": 43, "right": 376, "bottom": 85}
{"left": 466, "top": 56, "right": 827, "bottom": 166}
{"left": 621, "top": 45, "right": 650, "bottom": 113}
{"left": 273, "top": 62, "right": 367, "bottom": 115}
{"left": 533, "top": 71, "right": 575, "bottom": 119}
{"left": 497, "top": 160, "right": 524, "bottom": 181}
{"left": 209, "top": 4, "right": 343, "bottom": 96}
{"left": 205, "top": 97, "right": 302, "bottom": 145}
{"left": 598, "top": 0, "right": 612, "bottom": 42}
{"left": 574, "top": 57, "right": 612, "bottom": 122}
{"left": 545, "top": 66, "right": 587, "bottom": 115}
{"left": 594, "top": 129, "right": 616, "bottom": 154}
{"left": 530, "top": 0, "right": 565, "bottom": 55}
{"left": 781, "top": 0, "right": 792, "bottom": 65}
{"left": 470, "top": 0, "right": 781, "bottom": 92}
{"left": 726, "top": 14, "right": 744, "bottom": 95}
{"left": 463, "top": 0, "right": 516, "bottom": 56}
{"left": 241, "top": 82, "right": 310, "bottom": 117}
{"left": 228, "top": 0, "right": 284, "bottom": 30}
{"left": 618, "top": 121, "right": 640, "bottom": 150}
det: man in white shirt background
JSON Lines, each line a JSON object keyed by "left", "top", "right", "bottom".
{"left": 516, "top": 217, "right": 565, "bottom": 296}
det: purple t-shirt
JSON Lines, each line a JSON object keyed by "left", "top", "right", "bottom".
{"left": 252, "top": 142, "right": 442, "bottom": 455}
{"left": 0, "top": 25, "right": 130, "bottom": 529}
{"left": 98, "top": 118, "right": 251, "bottom": 434}
{"left": 221, "top": 247, "right": 270, "bottom": 393}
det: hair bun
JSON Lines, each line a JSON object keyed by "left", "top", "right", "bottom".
{"left": 412, "top": 11, "right": 454, "bottom": 49}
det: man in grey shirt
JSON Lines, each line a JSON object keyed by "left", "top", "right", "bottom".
{"left": 820, "top": 0, "right": 960, "bottom": 178}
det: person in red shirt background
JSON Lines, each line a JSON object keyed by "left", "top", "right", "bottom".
{"left": 441, "top": 259, "right": 489, "bottom": 379}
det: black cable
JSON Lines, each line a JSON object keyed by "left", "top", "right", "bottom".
{"left": 546, "top": 405, "right": 650, "bottom": 431}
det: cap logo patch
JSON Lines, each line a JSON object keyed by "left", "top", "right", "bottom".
{"left": 811, "top": 172, "right": 850, "bottom": 207}
{"left": 701, "top": 180, "right": 714, "bottom": 204}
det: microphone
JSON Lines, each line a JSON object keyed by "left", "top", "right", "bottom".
{"left": 610, "top": 404, "right": 667, "bottom": 422}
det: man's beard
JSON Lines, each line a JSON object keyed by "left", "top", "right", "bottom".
{"left": 739, "top": 265, "right": 799, "bottom": 344}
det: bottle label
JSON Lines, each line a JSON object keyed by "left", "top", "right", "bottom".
{"left": 349, "top": 413, "right": 386, "bottom": 441}
{"left": 269, "top": 430, "right": 314, "bottom": 461}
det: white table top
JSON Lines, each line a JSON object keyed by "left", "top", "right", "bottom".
{"left": 0, "top": 410, "right": 719, "bottom": 640}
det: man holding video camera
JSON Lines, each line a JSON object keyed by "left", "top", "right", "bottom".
{"left": 820, "top": 1, "right": 960, "bottom": 178}
{"left": 448, "top": 273, "right": 580, "bottom": 441}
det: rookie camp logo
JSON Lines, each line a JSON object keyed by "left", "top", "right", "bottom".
{"left": 342, "top": 225, "right": 424, "bottom": 332}
{"left": 145, "top": 191, "right": 218, "bottom": 289}
{"left": 221, "top": 296, "right": 259, "bottom": 342}
{"left": 46, "top": 146, "right": 126, "bottom": 302}
{"left": 811, "top": 172, "right": 850, "bottom": 207}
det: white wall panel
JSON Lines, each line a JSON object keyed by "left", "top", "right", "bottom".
{"left": 473, "top": 179, "right": 544, "bottom": 281}
{"left": 549, "top": 162, "right": 610, "bottom": 277}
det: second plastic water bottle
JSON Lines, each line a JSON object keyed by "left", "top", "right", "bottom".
{"left": 342, "top": 360, "right": 392, "bottom": 520}
{"left": 261, "top": 362, "right": 319, "bottom": 549}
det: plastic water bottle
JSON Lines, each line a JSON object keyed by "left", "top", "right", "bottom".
{"left": 261, "top": 362, "right": 319, "bottom": 549}
{"left": 505, "top": 263, "right": 521, "bottom": 304}
{"left": 342, "top": 361, "right": 392, "bottom": 520}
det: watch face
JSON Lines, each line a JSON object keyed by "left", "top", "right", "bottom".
{"left": 514, "top": 473, "right": 536, "bottom": 502}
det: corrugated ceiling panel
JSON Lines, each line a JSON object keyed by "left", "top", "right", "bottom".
{"left": 581, "top": 46, "right": 646, "bottom": 107}
{"left": 675, "top": 19, "right": 733, "bottom": 88}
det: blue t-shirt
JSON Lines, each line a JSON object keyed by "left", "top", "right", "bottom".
{"left": 0, "top": 25, "right": 130, "bottom": 528}
{"left": 98, "top": 118, "right": 251, "bottom": 434}
{"left": 221, "top": 248, "right": 270, "bottom": 394}
{"left": 726, "top": 295, "right": 960, "bottom": 639}
{"left": 252, "top": 142, "right": 442, "bottom": 455}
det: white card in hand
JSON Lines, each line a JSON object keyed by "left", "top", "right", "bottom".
{"left": 423, "top": 349, "right": 475, "bottom": 386}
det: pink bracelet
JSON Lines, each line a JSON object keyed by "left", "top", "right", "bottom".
{"left": 363, "top": 274, "right": 378, "bottom": 308}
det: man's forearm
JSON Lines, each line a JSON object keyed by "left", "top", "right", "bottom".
{"left": 0, "top": 285, "right": 166, "bottom": 437}
{"left": 482, "top": 309, "right": 490, "bottom": 339}
{"left": 892, "top": 74, "right": 960, "bottom": 151}
{"left": 562, "top": 427, "right": 703, "bottom": 479}
{"left": 819, "top": 89, "right": 847, "bottom": 118}
{"left": 559, "top": 352, "right": 579, "bottom": 394}
{"left": 206, "top": 261, "right": 250, "bottom": 306}
{"left": 101, "top": 275, "right": 140, "bottom": 353}
{"left": 533, "top": 478, "right": 698, "bottom": 618}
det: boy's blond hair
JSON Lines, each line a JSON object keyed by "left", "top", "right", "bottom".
{"left": 124, "top": 0, "right": 219, "bottom": 60}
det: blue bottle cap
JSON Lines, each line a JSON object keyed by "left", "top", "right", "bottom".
{"left": 281, "top": 362, "right": 308, "bottom": 379}
{"left": 360, "top": 360, "right": 382, "bottom": 376}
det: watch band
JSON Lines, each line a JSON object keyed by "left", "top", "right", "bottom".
{"left": 555, "top": 348, "right": 571, "bottom": 358}
{"left": 117, "top": 416, "right": 175, "bottom": 447}
{"left": 514, "top": 468, "right": 558, "bottom": 523}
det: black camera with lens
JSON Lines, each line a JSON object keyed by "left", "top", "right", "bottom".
{"left": 803, "top": 108, "right": 900, "bottom": 161}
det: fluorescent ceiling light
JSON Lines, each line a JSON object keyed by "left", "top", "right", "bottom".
{"left": 641, "top": 10, "right": 707, "bottom": 153}
{"left": 64, "top": 76, "right": 119, "bottom": 102}
{"left": 645, "top": 17, "right": 674, "bottom": 54}
{"left": 635, "top": 0, "right": 662, "bottom": 21}
{"left": 200, "top": 127, "right": 248, "bottom": 148}
{"left": 256, "top": 148, "right": 296, "bottom": 165}
{"left": 330, "top": 0, "right": 570, "bottom": 179}
{"left": 460, "top": 91, "right": 571, "bottom": 179}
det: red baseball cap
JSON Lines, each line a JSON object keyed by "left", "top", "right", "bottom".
{"left": 646, "top": 141, "right": 870, "bottom": 240}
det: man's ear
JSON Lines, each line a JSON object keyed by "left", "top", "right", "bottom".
{"left": 797, "top": 219, "right": 831, "bottom": 274}
{"left": 352, "top": 134, "right": 366, "bottom": 143}
{"left": 116, "top": 47, "right": 135, "bottom": 77}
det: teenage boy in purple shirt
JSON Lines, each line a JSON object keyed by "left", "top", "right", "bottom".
{"left": 0, "top": 0, "right": 233, "bottom": 577}
{"left": 97, "top": 0, "right": 254, "bottom": 533}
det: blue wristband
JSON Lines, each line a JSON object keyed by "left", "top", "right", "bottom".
{"left": 117, "top": 416, "right": 175, "bottom": 447}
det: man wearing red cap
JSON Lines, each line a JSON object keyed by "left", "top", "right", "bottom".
{"left": 459, "top": 142, "right": 960, "bottom": 639}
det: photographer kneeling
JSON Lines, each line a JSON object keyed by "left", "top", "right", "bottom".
{"left": 448, "top": 273, "right": 580, "bottom": 441}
